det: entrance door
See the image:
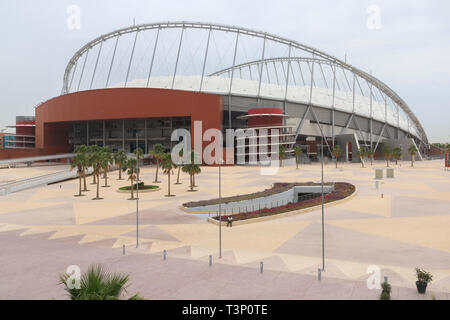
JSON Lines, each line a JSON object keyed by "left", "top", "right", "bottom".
{"left": 346, "top": 141, "right": 352, "bottom": 162}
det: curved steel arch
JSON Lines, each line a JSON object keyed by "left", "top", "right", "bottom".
{"left": 61, "top": 21, "right": 427, "bottom": 144}
{"left": 210, "top": 56, "right": 426, "bottom": 143}
{"left": 210, "top": 57, "right": 334, "bottom": 76}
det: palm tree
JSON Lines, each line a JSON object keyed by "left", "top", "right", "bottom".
{"left": 393, "top": 147, "right": 402, "bottom": 165}
{"left": 88, "top": 145, "right": 101, "bottom": 185}
{"left": 367, "top": 147, "right": 374, "bottom": 166}
{"left": 332, "top": 145, "right": 342, "bottom": 168}
{"left": 100, "top": 148, "right": 113, "bottom": 187}
{"left": 133, "top": 147, "right": 144, "bottom": 182}
{"left": 150, "top": 144, "right": 165, "bottom": 183}
{"left": 182, "top": 151, "right": 201, "bottom": 192}
{"left": 71, "top": 153, "right": 85, "bottom": 197}
{"left": 113, "top": 150, "right": 127, "bottom": 180}
{"left": 123, "top": 158, "right": 139, "bottom": 200}
{"left": 90, "top": 150, "right": 103, "bottom": 200}
{"left": 382, "top": 145, "right": 392, "bottom": 167}
{"left": 294, "top": 145, "right": 302, "bottom": 169}
{"left": 74, "top": 145, "right": 89, "bottom": 191}
{"left": 279, "top": 144, "right": 286, "bottom": 167}
{"left": 408, "top": 144, "right": 418, "bottom": 167}
{"left": 59, "top": 264, "right": 143, "bottom": 300}
{"left": 358, "top": 147, "right": 367, "bottom": 168}
{"left": 175, "top": 149, "right": 183, "bottom": 184}
{"left": 161, "top": 153, "right": 176, "bottom": 197}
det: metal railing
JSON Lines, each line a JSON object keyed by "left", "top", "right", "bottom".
{"left": 0, "top": 168, "right": 85, "bottom": 195}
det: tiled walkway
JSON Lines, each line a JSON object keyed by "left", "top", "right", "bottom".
{"left": 0, "top": 159, "right": 449, "bottom": 299}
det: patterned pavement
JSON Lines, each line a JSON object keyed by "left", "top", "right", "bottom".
{"left": 0, "top": 159, "right": 449, "bottom": 299}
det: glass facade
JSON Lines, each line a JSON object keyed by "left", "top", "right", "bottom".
{"left": 68, "top": 117, "right": 190, "bottom": 153}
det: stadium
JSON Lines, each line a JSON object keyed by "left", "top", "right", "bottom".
{"left": 0, "top": 22, "right": 429, "bottom": 163}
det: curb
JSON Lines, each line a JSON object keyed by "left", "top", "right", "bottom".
{"left": 116, "top": 186, "right": 161, "bottom": 194}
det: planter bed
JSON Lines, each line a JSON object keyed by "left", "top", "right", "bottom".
{"left": 211, "top": 182, "right": 355, "bottom": 223}
{"left": 117, "top": 185, "right": 160, "bottom": 193}
{"left": 182, "top": 182, "right": 334, "bottom": 208}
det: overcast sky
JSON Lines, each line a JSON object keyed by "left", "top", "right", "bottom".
{"left": 0, "top": 0, "right": 449, "bottom": 142}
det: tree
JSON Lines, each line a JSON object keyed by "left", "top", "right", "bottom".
{"left": 357, "top": 147, "right": 367, "bottom": 168}
{"left": 161, "top": 153, "right": 177, "bottom": 197}
{"left": 150, "top": 144, "right": 165, "bottom": 183}
{"left": 59, "top": 264, "right": 143, "bottom": 300}
{"left": 393, "top": 147, "right": 402, "bottom": 165}
{"left": 294, "top": 145, "right": 302, "bottom": 169}
{"left": 90, "top": 150, "right": 103, "bottom": 200}
{"left": 175, "top": 149, "right": 183, "bottom": 184}
{"left": 71, "top": 153, "right": 85, "bottom": 197}
{"left": 382, "top": 145, "right": 392, "bottom": 167}
{"left": 279, "top": 144, "right": 286, "bottom": 167}
{"left": 182, "top": 151, "right": 201, "bottom": 192}
{"left": 133, "top": 147, "right": 144, "bottom": 182}
{"left": 408, "top": 144, "right": 418, "bottom": 167}
{"left": 113, "top": 150, "right": 127, "bottom": 180}
{"left": 332, "top": 145, "right": 342, "bottom": 168}
{"left": 88, "top": 145, "right": 101, "bottom": 185}
{"left": 74, "top": 145, "right": 89, "bottom": 192}
{"left": 367, "top": 147, "right": 374, "bottom": 166}
{"left": 99, "top": 148, "right": 113, "bottom": 187}
{"left": 123, "top": 158, "right": 139, "bottom": 200}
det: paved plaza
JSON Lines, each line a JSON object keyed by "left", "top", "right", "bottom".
{"left": 0, "top": 159, "right": 449, "bottom": 299}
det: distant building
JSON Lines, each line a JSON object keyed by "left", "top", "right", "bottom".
{"left": 0, "top": 22, "right": 428, "bottom": 163}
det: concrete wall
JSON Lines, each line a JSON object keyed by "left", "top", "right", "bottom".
{"left": 335, "top": 133, "right": 361, "bottom": 163}
{"left": 183, "top": 185, "right": 334, "bottom": 214}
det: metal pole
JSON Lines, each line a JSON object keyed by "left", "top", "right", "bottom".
{"left": 136, "top": 133, "right": 139, "bottom": 248}
{"left": 228, "top": 32, "right": 239, "bottom": 129}
{"left": 146, "top": 28, "right": 160, "bottom": 88}
{"left": 89, "top": 41, "right": 103, "bottom": 89}
{"left": 309, "top": 59, "right": 314, "bottom": 104}
{"left": 172, "top": 27, "right": 185, "bottom": 89}
{"left": 283, "top": 46, "right": 292, "bottom": 116}
{"left": 68, "top": 61, "right": 78, "bottom": 92}
{"left": 257, "top": 35, "right": 267, "bottom": 98}
{"left": 219, "top": 160, "right": 222, "bottom": 258}
{"left": 370, "top": 83, "right": 373, "bottom": 149}
{"left": 331, "top": 65, "right": 336, "bottom": 149}
{"left": 106, "top": 36, "right": 119, "bottom": 87}
{"left": 352, "top": 73, "right": 356, "bottom": 114}
{"left": 321, "top": 136, "right": 325, "bottom": 271}
{"left": 199, "top": 27, "right": 212, "bottom": 92}
{"left": 77, "top": 49, "right": 89, "bottom": 91}
{"left": 125, "top": 31, "right": 139, "bottom": 87}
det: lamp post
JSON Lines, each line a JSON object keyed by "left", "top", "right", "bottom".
{"left": 321, "top": 136, "right": 325, "bottom": 271}
{"left": 136, "top": 133, "right": 139, "bottom": 248}
{"left": 218, "top": 157, "right": 222, "bottom": 259}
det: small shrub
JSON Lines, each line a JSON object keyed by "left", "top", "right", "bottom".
{"left": 380, "top": 291, "right": 390, "bottom": 300}
{"left": 381, "top": 281, "right": 391, "bottom": 294}
{"left": 380, "top": 281, "right": 391, "bottom": 300}
{"left": 416, "top": 268, "right": 433, "bottom": 284}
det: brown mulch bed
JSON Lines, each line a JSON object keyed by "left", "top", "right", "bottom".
{"left": 182, "top": 182, "right": 334, "bottom": 208}
{"left": 212, "top": 182, "right": 355, "bottom": 222}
